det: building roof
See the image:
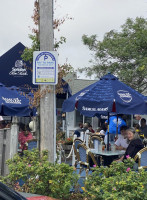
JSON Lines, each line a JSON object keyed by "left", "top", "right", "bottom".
{"left": 64, "top": 73, "right": 97, "bottom": 95}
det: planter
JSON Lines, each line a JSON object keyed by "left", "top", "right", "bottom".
{"left": 62, "top": 144, "right": 72, "bottom": 151}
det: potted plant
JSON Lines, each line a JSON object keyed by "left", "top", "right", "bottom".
{"left": 61, "top": 137, "right": 73, "bottom": 151}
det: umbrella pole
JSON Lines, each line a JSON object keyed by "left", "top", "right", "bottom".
{"left": 107, "top": 112, "right": 110, "bottom": 151}
{"left": 116, "top": 114, "right": 118, "bottom": 140}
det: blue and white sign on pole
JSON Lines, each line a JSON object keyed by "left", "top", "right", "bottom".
{"left": 33, "top": 51, "right": 58, "bottom": 85}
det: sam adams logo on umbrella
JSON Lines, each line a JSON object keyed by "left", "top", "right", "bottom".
{"left": 75, "top": 90, "right": 89, "bottom": 101}
{"left": 2, "top": 97, "right": 22, "bottom": 104}
{"left": 117, "top": 90, "right": 132, "bottom": 103}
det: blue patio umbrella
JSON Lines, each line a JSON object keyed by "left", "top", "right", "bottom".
{"left": 62, "top": 73, "right": 147, "bottom": 150}
{"left": 9, "top": 87, "right": 37, "bottom": 116}
{"left": 0, "top": 83, "right": 35, "bottom": 117}
{"left": 62, "top": 73, "right": 147, "bottom": 116}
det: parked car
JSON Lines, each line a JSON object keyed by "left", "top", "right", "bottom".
{"left": 0, "top": 181, "right": 57, "bottom": 200}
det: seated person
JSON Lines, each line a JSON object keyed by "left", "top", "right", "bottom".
{"left": 88, "top": 124, "right": 95, "bottom": 134}
{"left": 18, "top": 123, "right": 33, "bottom": 151}
{"left": 134, "top": 123, "right": 144, "bottom": 139}
{"left": 134, "top": 123, "right": 141, "bottom": 133}
{"left": 96, "top": 124, "right": 106, "bottom": 135}
{"left": 5, "top": 122, "right": 11, "bottom": 128}
{"left": 140, "top": 118, "right": 147, "bottom": 139}
{"left": 83, "top": 123, "right": 91, "bottom": 145}
{"left": 74, "top": 122, "right": 83, "bottom": 138}
{"left": 117, "top": 127, "right": 144, "bottom": 161}
{"left": 83, "top": 122, "right": 89, "bottom": 132}
{"left": 100, "top": 123, "right": 107, "bottom": 135}
{"left": 104, "top": 115, "right": 127, "bottom": 144}
{"left": 115, "top": 126, "right": 128, "bottom": 150}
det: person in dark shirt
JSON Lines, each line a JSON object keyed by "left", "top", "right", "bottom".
{"left": 117, "top": 127, "right": 144, "bottom": 161}
{"left": 74, "top": 122, "right": 83, "bottom": 137}
{"left": 140, "top": 118, "right": 147, "bottom": 138}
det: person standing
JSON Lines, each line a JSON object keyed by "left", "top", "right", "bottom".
{"left": 140, "top": 118, "right": 147, "bottom": 138}
{"left": 104, "top": 115, "right": 127, "bottom": 144}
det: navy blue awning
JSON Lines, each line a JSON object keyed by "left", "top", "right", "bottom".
{"left": 0, "top": 42, "right": 37, "bottom": 92}
{"left": 0, "top": 42, "right": 72, "bottom": 98}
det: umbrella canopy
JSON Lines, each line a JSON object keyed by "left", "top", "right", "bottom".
{"left": 0, "top": 83, "right": 34, "bottom": 117}
{"left": 0, "top": 42, "right": 37, "bottom": 92}
{"left": 62, "top": 73, "right": 147, "bottom": 116}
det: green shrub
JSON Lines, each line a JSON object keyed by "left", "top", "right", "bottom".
{"left": 84, "top": 157, "right": 147, "bottom": 200}
{"left": 0, "top": 149, "right": 79, "bottom": 200}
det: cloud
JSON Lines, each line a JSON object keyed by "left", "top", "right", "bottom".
{"left": 55, "top": 0, "right": 147, "bottom": 71}
{"left": 0, "top": 0, "right": 34, "bottom": 55}
{"left": 0, "top": 0, "right": 146, "bottom": 77}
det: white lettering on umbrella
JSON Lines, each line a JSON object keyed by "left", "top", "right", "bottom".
{"left": 9, "top": 60, "right": 28, "bottom": 76}
{"left": 82, "top": 106, "right": 108, "bottom": 112}
{"left": 75, "top": 90, "right": 89, "bottom": 101}
{"left": 2, "top": 97, "right": 22, "bottom": 104}
{"left": 117, "top": 90, "right": 132, "bottom": 103}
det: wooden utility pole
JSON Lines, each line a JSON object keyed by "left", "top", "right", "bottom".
{"left": 39, "top": 0, "right": 55, "bottom": 163}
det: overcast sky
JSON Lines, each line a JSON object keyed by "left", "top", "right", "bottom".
{"left": 0, "top": 0, "right": 147, "bottom": 78}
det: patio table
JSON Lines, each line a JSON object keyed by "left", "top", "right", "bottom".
{"left": 90, "top": 149, "right": 125, "bottom": 156}
{"left": 90, "top": 149, "right": 125, "bottom": 166}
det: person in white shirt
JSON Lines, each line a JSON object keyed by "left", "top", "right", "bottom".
{"left": 115, "top": 126, "right": 128, "bottom": 150}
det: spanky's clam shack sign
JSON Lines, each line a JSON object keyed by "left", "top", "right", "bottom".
{"left": 62, "top": 73, "right": 147, "bottom": 117}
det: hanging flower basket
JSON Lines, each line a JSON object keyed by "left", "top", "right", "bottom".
{"left": 57, "top": 138, "right": 73, "bottom": 152}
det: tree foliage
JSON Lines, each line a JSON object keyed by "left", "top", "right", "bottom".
{"left": 20, "top": 0, "right": 74, "bottom": 107}
{"left": 81, "top": 17, "right": 147, "bottom": 94}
